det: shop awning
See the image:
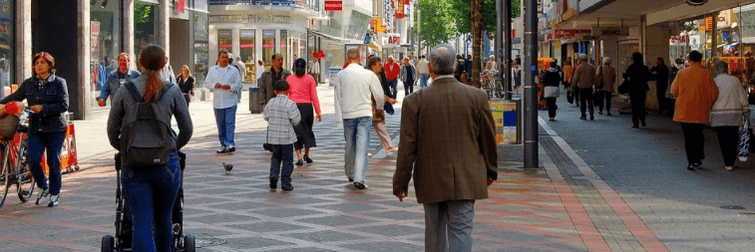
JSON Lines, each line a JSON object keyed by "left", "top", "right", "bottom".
{"left": 368, "top": 41, "right": 382, "bottom": 52}
{"left": 308, "top": 30, "right": 350, "bottom": 43}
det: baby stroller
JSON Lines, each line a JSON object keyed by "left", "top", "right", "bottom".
{"left": 101, "top": 152, "right": 196, "bottom": 252}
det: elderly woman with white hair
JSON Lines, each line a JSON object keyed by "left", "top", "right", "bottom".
{"left": 710, "top": 61, "right": 750, "bottom": 171}
{"left": 596, "top": 57, "right": 617, "bottom": 115}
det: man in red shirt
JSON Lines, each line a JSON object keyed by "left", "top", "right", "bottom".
{"left": 384, "top": 56, "right": 401, "bottom": 98}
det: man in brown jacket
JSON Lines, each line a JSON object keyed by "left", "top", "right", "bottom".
{"left": 570, "top": 54, "right": 599, "bottom": 120}
{"left": 393, "top": 44, "right": 498, "bottom": 252}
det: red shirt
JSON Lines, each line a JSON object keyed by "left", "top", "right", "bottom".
{"left": 285, "top": 74, "right": 321, "bottom": 114}
{"left": 385, "top": 61, "right": 401, "bottom": 80}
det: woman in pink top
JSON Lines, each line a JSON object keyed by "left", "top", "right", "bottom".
{"left": 286, "top": 58, "right": 322, "bottom": 166}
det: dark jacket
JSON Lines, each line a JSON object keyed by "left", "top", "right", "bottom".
{"left": 393, "top": 77, "right": 498, "bottom": 204}
{"left": 177, "top": 75, "right": 195, "bottom": 96}
{"left": 650, "top": 64, "right": 670, "bottom": 87}
{"left": 0, "top": 74, "right": 69, "bottom": 133}
{"left": 542, "top": 68, "right": 561, "bottom": 87}
{"left": 258, "top": 68, "right": 291, "bottom": 106}
{"left": 623, "top": 64, "right": 651, "bottom": 94}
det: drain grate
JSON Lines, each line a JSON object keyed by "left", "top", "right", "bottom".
{"left": 196, "top": 237, "right": 227, "bottom": 248}
{"left": 721, "top": 205, "right": 746, "bottom": 210}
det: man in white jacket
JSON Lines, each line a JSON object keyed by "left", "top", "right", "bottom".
{"left": 204, "top": 50, "right": 243, "bottom": 153}
{"left": 333, "top": 48, "right": 385, "bottom": 189}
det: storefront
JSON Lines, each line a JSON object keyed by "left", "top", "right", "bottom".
{"left": 0, "top": 1, "right": 12, "bottom": 92}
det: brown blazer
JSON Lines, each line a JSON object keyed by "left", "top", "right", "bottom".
{"left": 393, "top": 76, "right": 498, "bottom": 204}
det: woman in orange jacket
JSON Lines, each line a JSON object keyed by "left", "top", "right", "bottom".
{"left": 671, "top": 50, "right": 719, "bottom": 171}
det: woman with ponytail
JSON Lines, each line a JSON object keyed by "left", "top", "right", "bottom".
{"left": 107, "top": 44, "right": 193, "bottom": 252}
{"left": 286, "top": 58, "right": 321, "bottom": 166}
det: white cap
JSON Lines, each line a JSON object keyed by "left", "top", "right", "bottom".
{"left": 579, "top": 54, "right": 588, "bottom": 60}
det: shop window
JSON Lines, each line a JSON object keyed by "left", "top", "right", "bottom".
{"left": 218, "top": 29, "right": 232, "bottom": 55}
{"left": 240, "top": 29, "right": 255, "bottom": 82}
{"left": 0, "top": 1, "right": 13, "bottom": 88}
{"left": 134, "top": 2, "right": 159, "bottom": 64}
{"left": 263, "top": 29, "right": 275, "bottom": 69}
{"left": 193, "top": 12, "right": 209, "bottom": 84}
{"left": 91, "top": 0, "right": 121, "bottom": 96}
{"left": 280, "top": 30, "right": 288, "bottom": 70}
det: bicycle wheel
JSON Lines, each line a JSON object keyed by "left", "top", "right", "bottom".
{"left": 0, "top": 146, "right": 12, "bottom": 209}
{"left": 16, "top": 144, "right": 34, "bottom": 202}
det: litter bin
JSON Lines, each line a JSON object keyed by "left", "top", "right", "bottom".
{"left": 249, "top": 86, "right": 261, "bottom": 114}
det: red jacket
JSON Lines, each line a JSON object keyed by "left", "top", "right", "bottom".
{"left": 385, "top": 62, "right": 401, "bottom": 80}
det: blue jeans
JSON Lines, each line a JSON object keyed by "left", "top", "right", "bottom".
{"left": 214, "top": 105, "right": 237, "bottom": 147}
{"left": 424, "top": 200, "right": 476, "bottom": 252}
{"left": 420, "top": 74, "right": 430, "bottom": 88}
{"left": 270, "top": 144, "right": 294, "bottom": 187}
{"left": 27, "top": 132, "right": 65, "bottom": 195}
{"left": 122, "top": 152, "right": 181, "bottom": 252}
{"left": 388, "top": 79, "right": 398, "bottom": 98}
{"left": 343, "top": 116, "right": 371, "bottom": 183}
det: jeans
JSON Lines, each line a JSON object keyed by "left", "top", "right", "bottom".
{"left": 681, "top": 123, "right": 705, "bottom": 165}
{"left": 578, "top": 88, "right": 594, "bottom": 117}
{"left": 122, "top": 152, "right": 181, "bottom": 252}
{"left": 420, "top": 74, "right": 430, "bottom": 88}
{"left": 343, "top": 116, "right": 371, "bottom": 183}
{"left": 424, "top": 200, "right": 476, "bottom": 252}
{"left": 270, "top": 144, "right": 294, "bottom": 187}
{"left": 404, "top": 79, "right": 415, "bottom": 96}
{"left": 715, "top": 126, "right": 739, "bottom": 166}
{"left": 214, "top": 105, "right": 237, "bottom": 147}
{"left": 388, "top": 79, "right": 398, "bottom": 98}
{"left": 27, "top": 132, "right": 65, "bottom": 195}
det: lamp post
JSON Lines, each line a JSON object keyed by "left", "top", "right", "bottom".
{"left": 523, "top": 0, "right": 538, "bottom": 168}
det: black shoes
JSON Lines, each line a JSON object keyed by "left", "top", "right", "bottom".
{"left": 580, "top": 116, "right": 587, "bottom": 120}
{"left": 687, "top": 164, "right": 696, "bottom": 171}
{"left": 348, "top": 178, "right": 354, "bottom": 183}
{"left": 598, "top": 111, "right": 603, "bottom": 115}
{"left": 270, "top": 179, "right": 278, "bottom": 189}
{"left": 295, "top": 159, "right": 304, "bottom": 166}
{"left": 353, "top": 182, "right": 368, "bottom": 189}
{"left": 590, "top": 115, "right": 595, "bottom": 121}
{"left": 641, "top": 121, "right": 646, "bottom": 127}
{"left": 282, "top": 185, "right": 294, "bottom": 191}
{"left": 607, "top": 111, "right": 612, "bottom": 116}
{"left": 303, "top": 155, "right": 313, "bottom": 163}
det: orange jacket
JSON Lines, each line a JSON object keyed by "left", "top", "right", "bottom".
{"left": 671, "top": 62, "right": 718, "bottom": 124}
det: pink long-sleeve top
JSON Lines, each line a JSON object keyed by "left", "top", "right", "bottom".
{"left": 286, "top": 74, "right": 321, "bottom": 114}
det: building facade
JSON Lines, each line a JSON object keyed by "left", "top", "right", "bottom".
{"left": 8, "top": 0, "right": 208, "bottom": 120}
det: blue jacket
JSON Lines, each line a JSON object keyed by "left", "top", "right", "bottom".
{"left": 0, "top": 74, "right": 69, "bottom": 133}
{"left": 100, "top": 69, "right": 141, "bottom": 101}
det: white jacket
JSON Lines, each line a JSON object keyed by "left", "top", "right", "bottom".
{"left": 203, "top": 65, "right": 243, "bottom": 109}
{"left": 333, "top": 64, "right": 385, "bottom": 129}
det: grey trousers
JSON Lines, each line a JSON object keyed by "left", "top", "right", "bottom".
{"left": 423, "top": 200, "right": 475, "bottom": 252}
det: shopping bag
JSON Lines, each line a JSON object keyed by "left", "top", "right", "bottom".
{"left": 739, "top": 117, "right": 750, "bottom": 161}
{"left": 543, "top": 86, "right": 560, "bottom": 98}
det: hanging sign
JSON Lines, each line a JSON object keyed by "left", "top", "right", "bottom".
{"left": 176, "top": 0, "right": 186, "bottom": 13}
{"left": 395, "top": 0, "right": 405, "bottom": 19}
{"left": 324, "top": 0, "right": 342, "bottom": 11}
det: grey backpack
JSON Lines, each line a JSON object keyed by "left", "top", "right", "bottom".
{"left": 119, "top": 82, "right": 175, "bottom": 171}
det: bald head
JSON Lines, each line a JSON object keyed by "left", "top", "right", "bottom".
{"left": 347, "top": 49, "right": 360, "bottom": 64}
{"left": 428, "top": 44, "right": 457, "bottom": 75}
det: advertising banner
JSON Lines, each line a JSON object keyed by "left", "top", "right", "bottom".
{"left": 546, "top": 29, "right": 591, "bottom": 41}
{"left": 324, "top": 0, "right": 342, "bottom": 11}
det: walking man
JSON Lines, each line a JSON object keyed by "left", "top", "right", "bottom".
{"left": 417, "top": 55, "right": 429, "bottom": 88}
{"left": 570, "top": 54, "right": 598, "bottom": 120}
{"left": 384, "top": 56, "right": 400, "bottom": 98}
{"left": 400, "top": 57, "right": 417, "bottom": 96}
{"left": 334, "top": 49, "right": 385, "bottom": 190}
{"left": 259, "top": 53, "right": 291, "bottom": 109}
{"left": 394, "top": 44, "right": 498, "bottom": 252}
{"left": 204, "top": 50, "right": 243, "bottom": 153}
{"left": 651, "top": 57, "right": 670, "bottom": 115}
{"left": 98, "top": 52, "right": 140, "bottom": 107}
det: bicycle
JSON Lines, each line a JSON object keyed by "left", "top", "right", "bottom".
{"left": 0, "top": 109, "right": 34, "bottom": 209}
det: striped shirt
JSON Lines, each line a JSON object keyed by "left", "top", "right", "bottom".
{"left": 263, "top": 94, "right": 301, "bottom": 145}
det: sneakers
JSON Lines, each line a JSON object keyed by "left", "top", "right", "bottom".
{"left": 217, "top": 147, "right": 228, "bottom": 153}
{"left": 36, "top": 188, "right": 50, "bottom": 205}
{"left": 295, "top": 159, "right": 304, "bottom": 166}
{"left": 281, "top": 185, "right": 294, "bottom": 191}
{"left": 687, "top": 164, "right": 696, "bottom": 171}
{"left": 548, "top": 117, "right": 555, "bottom": 121}
{"left": 227, "top": 145, "right": 236, "bottom": 152}
{"left": 353, "top": 182, "right": 368, "bottom": 190}
{"left": 270, "top": 179, "right": 278, "bottom": 189}
{"left": 48, "top": 195, "right": 59, "bottom": 207}
{"left": 725, "top": 166, "right": 734, "bottom": 171}
{"left": 303, "top": 155, "right": 313, "bottom": 163}
{"left": 386, "top": 147, "right": 398, "bottom": 156}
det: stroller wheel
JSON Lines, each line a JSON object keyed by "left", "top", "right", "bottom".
{"left": 183, "top": 234, "right": 196, "bottom": 252}
{"left": 101, "top": 235, "right": 115, "bottom": 252}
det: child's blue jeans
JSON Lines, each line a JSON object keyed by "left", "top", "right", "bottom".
{"left": 270, "top": 144, "right": 294, "bottom": 187}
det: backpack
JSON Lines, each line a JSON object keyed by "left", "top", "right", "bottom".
{"left": 120, "top": 82, "right": 175, "bottom": 172}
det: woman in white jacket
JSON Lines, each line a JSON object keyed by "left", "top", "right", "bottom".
{"left": 710, "top": 61, "right": 750, "bottom": 171}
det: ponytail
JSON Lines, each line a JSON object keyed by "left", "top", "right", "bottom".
{"left": 138, "top": 45, "right": 167, "bottom": 103}
{"left": 143, "top": 70, "right": 163, "bottom": 102}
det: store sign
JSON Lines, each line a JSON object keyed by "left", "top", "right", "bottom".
{"left": 388, "top": 35, "right": 401, "bottom": 45}
{"left": 546, "top": 29, "right": 591, "bottom": 41}
{"left": 591, "top": 27, "right": 629, "bottom": 37}
{"left": 176, "top": 0, "right": 185, "bottom": 13}
{"left": 91, "top": 21, "right": 100, "bottom": 59}
{"left": 669, "top": 35, "right": 687, "bottom": 45}
{"left": 209, "top": 15, "right": 293, "bottom": 24}
{"left": 395, "top": 0, "right": 405, "bottom": 19}
{"left": 705, "top": 16, "right": 713, "bottom": 31}
{"left": 384, "top": 0, "right": 393, "bottom": 29}
{"left": 324, "top": 0, "right": 342, "bottom": 11}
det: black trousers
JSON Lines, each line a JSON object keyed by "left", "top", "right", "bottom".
{"left": 598, "top": 92, "right": 612, "bottom": 113}
{"left": 183, "top": 94, "right": 191, "bottom": 108}
{"left": 404, "top": 79, "right": 414, "bottom": 95}
{"left": 715, "top": 126, "right": 740, "bottom": 167}
{"left": 657, "top": 84, "right": 668, "bottom": 114}
{"left": 546, "top": 97, "right": 557, "bottom": 118}
{"left": 630, "top": 93, "right": 646, "bottom": 125}
{"left": 681, "top": 123, "right": 706, "bottom": 164}
{"left": 578, "top": 88, "right": 593, "bottom": 117}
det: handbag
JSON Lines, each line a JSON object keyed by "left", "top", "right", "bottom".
{"left": 543, "top": 86, "right": 560, "bottom": 98}
{"left": 618, "top": 79, "right": 629, "bottom": 94}
{"left": 263, "top": 131, "right": 273, "bottom": 152}
{"left": 739, "top": 115, "right": 750, "bottom": 161}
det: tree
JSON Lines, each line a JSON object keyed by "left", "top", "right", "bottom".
{"left": 415, "top": 0, "right": 456, "bottom": 49}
